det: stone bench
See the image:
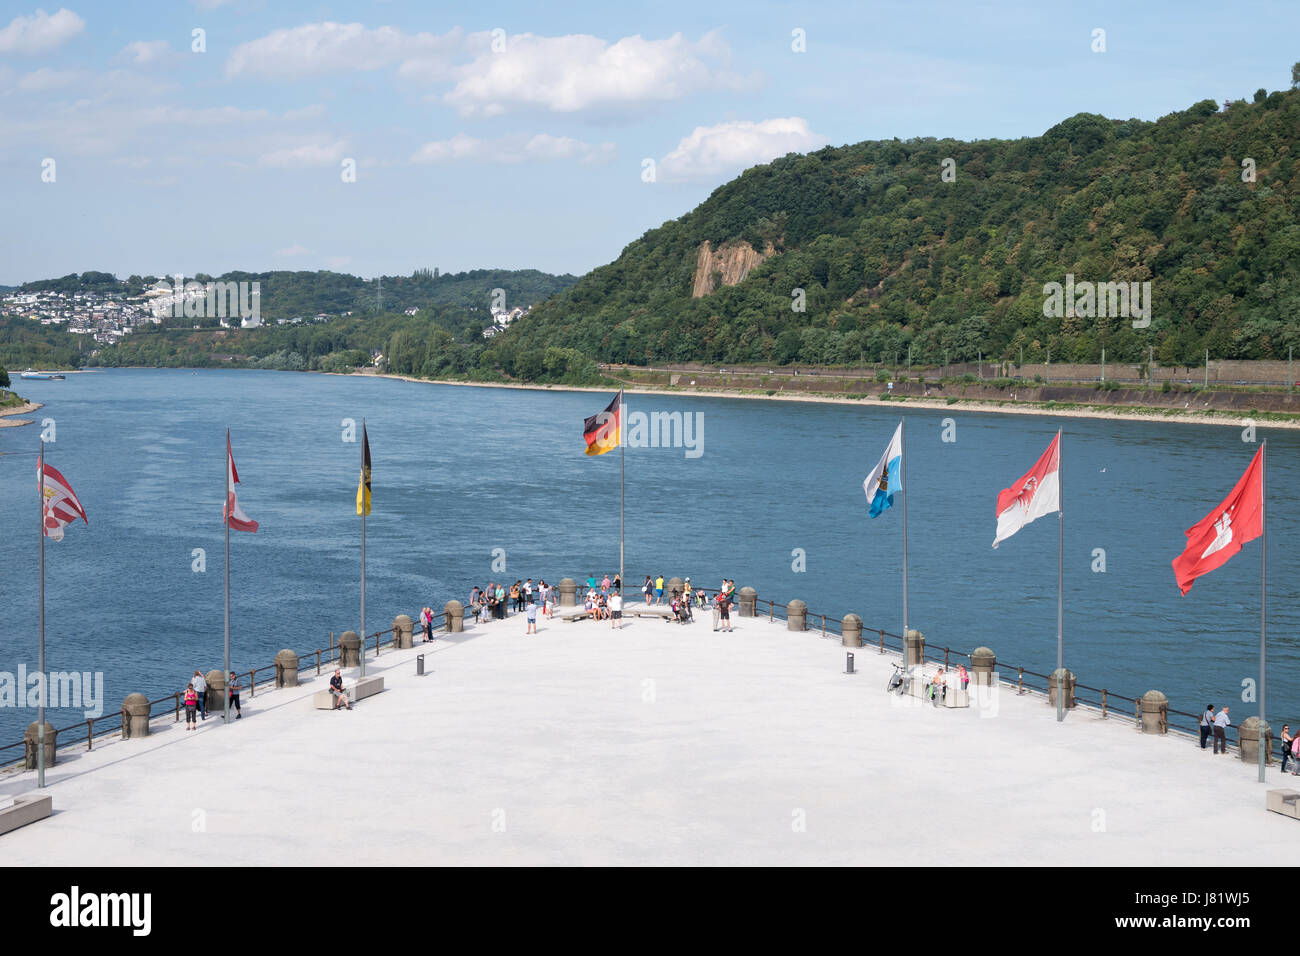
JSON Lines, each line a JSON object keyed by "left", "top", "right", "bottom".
{"left": 312, "top": 676, "right": 385, "bottom": 709}
{"left": 629, "top": 606, "right": 673, "bottom": 619}
{"left": 558, "top": 609, "right": 594, "bottom": 622}
{"left": 1267, "top": 789, "right": 1300, "bottom": 820}
{"left": 0, "top": 793, "right": 53, "bottom": 836}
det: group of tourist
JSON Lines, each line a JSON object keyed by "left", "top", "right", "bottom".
{"left": 1199, "top": 705, "right": 1232, "bottom": 754}
{"left": 182, "top": 668, "right": 243, "bottom": 731}
{"left": 923, "top": 665, "right": 970, "bottom": 705}
{"left": 469, "top": 579, "right": 554, "bottom": 626}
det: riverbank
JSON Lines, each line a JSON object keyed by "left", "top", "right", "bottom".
{"left": 340, "top": 370, "right": 1300, "bottom": 430}
{"left": 0, "top": 401, "right": 42, "bottom": 429}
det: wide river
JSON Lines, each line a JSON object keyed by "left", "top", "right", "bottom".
{"left": 1, "top": 369, "right": 1297, "bottom": 746}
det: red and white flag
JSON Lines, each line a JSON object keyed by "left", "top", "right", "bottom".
{"left": 993, "top": 431, "right": 1061, "bottom": 548}
{"left": 1172, "top": 446, "right": 1262, "bottom": 595}
{"left": 223, "top": 436, "right": 258, "bottom": 533}
{"left": 38, "top": 454, "right": 88, "bottom": 542}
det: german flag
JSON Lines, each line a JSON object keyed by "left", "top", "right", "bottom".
{"left": 583, "top": 391, "right": 622, "bottom": 456}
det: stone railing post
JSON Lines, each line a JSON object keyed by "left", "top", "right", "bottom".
{"left": 737, "top": 587, "right": 756, "bottom": 617}
{"left": 121, "top": 693, "right": 150, "bottom": 739}
{"left": 558, "top": 578, "right": 577, "bottom": 607}
{"left": 841, "top": 613, "right": 863, "bottom": 648}
{"left": 444, "top": 600, "right": 464, "bottom": 633}
{"left": 204, "top": 670, "right": 226, "bottom": 715}
{"left": 24, "top": 722, "right": 56, "bottom": 770}
{"left": 1240, "top": 716, "right": 1273, "bottom": 764}
{"left": 275, "top": 650, "right": 300, "bottom": 688}
{"left": 666, "top": 577, "right": 684, "bottom": 602}
{"left": 393, "top": 614, "right": 414, "bottom": 649}
{"left": 1139, "top": 690, "right": 1168, "bottom": 734}
{"left": 970, "top": 647, "right": 996, "bottom": 686}
{"left": 904, "top": 629, "right": 925, "bottom": 667}
{"left": 785, "top": 599, "right": 807, "bottom": 631}
{"left": 1048, "top": 668, "right": 1076, "bottom": 710}
{"left": 339, "top": 631, "right": 361, "bottom": 667}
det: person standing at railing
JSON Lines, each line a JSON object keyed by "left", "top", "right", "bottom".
{"left": 228, "top": 671, "right": 242, "bottom": 720}
{"left": 421, "top": 606, "right": 434, "bottom": 643}
{"left": 184, "top": 684, "right": 198, "bottom": 731}
{"left": 192, "top": 670, "right": 207, "bottom": 721}
{"left": 957, "top": 665, "right": 970, "bottom": 691}
{"left": 495, "top": 582, "right": 506, "bottom": 619}
{"left": 1200, "top": 705, "right": 1215, "bottom": 750}
{"left": 1213, "top": 706, "right": 1230, "bottom": 754}
{"left": 643, "top": 576, "right": 653, "bottom": 605}
{"left": 1282, "top": 725, "right": 1293, "bottom": 773}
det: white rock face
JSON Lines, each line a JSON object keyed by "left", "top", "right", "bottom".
{"left": 0, "top": 607, "right": 1292, "bottom": 865}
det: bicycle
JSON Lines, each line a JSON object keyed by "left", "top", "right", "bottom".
{"left": 886, "top": 662, "right": 908, "bottom": 695}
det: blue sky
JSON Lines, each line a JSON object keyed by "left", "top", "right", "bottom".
{"left": 0, "top": 0, "right": 1296, "bottom": 285}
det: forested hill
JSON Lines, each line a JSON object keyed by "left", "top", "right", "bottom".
{"left": 487, "top": 87, "right": 1300, "bottom": 376}
{"left": 17, "top": 268, "right": 577, "bottom": 319}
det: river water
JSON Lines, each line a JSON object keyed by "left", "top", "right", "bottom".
{"left": 1, "top": 369, "right": 1297, "bottom": 746}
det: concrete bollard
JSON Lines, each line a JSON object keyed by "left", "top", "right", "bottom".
{"left": 737, "top": 586, "right": 757, "bottom": 617}
{"left": 786, "top": 599, "right": 807, "bottom": 631}
{"left": 444, "top": 600, "right": 464, "bottom": 633}
{"left": 24, "top": 722, "right": 56, "bottom": 770}
{"left": 904, "top": 628, "right": 925, "bottom": 667}
{"left": 558, "top": 579, "right": 577, "bottom": 607}
{"left": 666, "top": 578, "right": 685, "bottom": 602}
{"left": 970, "top": 647, "right": 996, "bottom": 686}
{"left": 1048, "top": 668, "right": 1076, "bottom": 710}
{"left": 121, "top": 693, "right": 150, "bottom": 739}
{"left": 1240, "top": 717, "right": 1273, "bottom": 765}
{"left": 841, "top": 613, "right": 863, "bottom": 648}
{"left": 339, "top": 631, "right": 361, "bottom": 667}
{"left": 1139, "top": 690, "right": 1168, "bottom": 734}
{"left": 204, "top": 670, "right": 226, "bottom": 715}
{"left": 393, "top": 614, "right": 414, "bottom": 650}
{"left": 275, "top": 649, "right": 300, "bottom": 688}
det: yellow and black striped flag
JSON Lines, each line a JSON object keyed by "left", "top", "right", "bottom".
{"left": 356, "top": 423, "right": 371, "bottom": 516}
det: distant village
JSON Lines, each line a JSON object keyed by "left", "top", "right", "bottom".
{"left": 2, "top": 284, "right": 530, "bottom": 347}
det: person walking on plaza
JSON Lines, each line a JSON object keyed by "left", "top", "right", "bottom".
{"left": 525, "top": 597, "right": 538, "bottom": 635}
{"left": 228, "top": 671, "right": 243, "bottom": 719}
{"left": 1200, "top": 705, "right": 1215, "bottom": 750}
{"left": 191, "top": 670, "right": 207, "bottom": 721}
{"left": 654, "top": 574, "right": 664, "bottom": 606}
{"left": 184, "top": 683, "right": 198, "bottom": 731}
{"left": 717, "top": 589, "right": 733, "bottom": 633}
{"left": 1213, "top": 705, "right": 1230, "bottom": 754}
{"left": 609, "top": 590, "right": 623, "bottom": 630}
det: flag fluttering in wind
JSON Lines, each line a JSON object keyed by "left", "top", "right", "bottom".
{"left": 863, "top": 423, "right": 904, "bottom": 518}
{"left": 356, "top": 422, "right": 372, "bottom": 516}
{"left": 583, "top": 392, "right": 622, "bottom": 456}
{"left": 992, "top": 431, "right": 1061, "bottom": 548}
{"left": 223, "top": 436, "right": 258, "bottom": 533}
{"left": 1172, "top": 446, "right": 1263, "bottom": 595}
{"left": 38, "top": 454, "right": 87, "bottom": 542}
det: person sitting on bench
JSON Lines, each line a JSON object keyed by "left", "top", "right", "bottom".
{"left": 330, "top": 668, "right": 352, "bottom": 710}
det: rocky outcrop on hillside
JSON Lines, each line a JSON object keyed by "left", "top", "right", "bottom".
{"left": 691, "top": 241, "right": 771, "bottom": 297}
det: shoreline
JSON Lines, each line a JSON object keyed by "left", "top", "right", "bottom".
{"left": 338, "top": 371, "right": 1299, "bottom": 430}
{"left": 0, "top": 401, "right": 42, "bottom": 428}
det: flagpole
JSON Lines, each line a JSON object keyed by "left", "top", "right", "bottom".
{"left": 224, "top": 429, "right": 231, "bottom": 724}
{"left": 37, "top": 438, "right": 46, "bottom": 789}
{"left": 1056, "top": 428, "right": 1064, "bottom": 723}
{"left": 360, "top": 418, "right": 366, "bottom": 679}
{"left": 1259, "top": 439, "right": 1267, "bottom": 783}
{"left": 619, "top": 389, "right": 625, "bottom": 602}
{"left": 901, "top": 418, "right": 908, "bottom": 638}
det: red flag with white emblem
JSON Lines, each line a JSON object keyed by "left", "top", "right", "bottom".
{"left": 37, "top": 454, "right": 87, "bottom": 542}
{"left": 223, "top": 435, "right": 258, "bottom": 533}
{"left": 992, "top": 431, "right": 1061, "bottom": 548}
{"left": 1172, "top": 446, "right": 1262, "bottom": 595}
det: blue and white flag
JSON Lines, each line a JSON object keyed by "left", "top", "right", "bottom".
{"left": 863, "top": 423, "right": 903, "bottom": 518}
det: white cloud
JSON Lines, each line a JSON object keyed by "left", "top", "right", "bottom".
{"left": 226, "top": 22, "right": 460, "bottom": 79}
{"left": 658, "top": 117, "right": 830, "bottom": 182}
{"left": 118, "top": 40, "right": 172, "bottom": 66}
{"left": 0, "top": 7, "right": 84, "bottom": 54}
{"left": 258, "top": 139, "right": 349, "bottom": 167}
{"left": 444, "top": 31, "right": 751, "bottom": 117}
{"left": 411, "top": 132, "right": 615, "bottom": 165}
{"left": 17, "top": 66, "right": 80, "bottom": 91}
{"left": 275, "top": 244, "right": 312, "bottom": 257}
